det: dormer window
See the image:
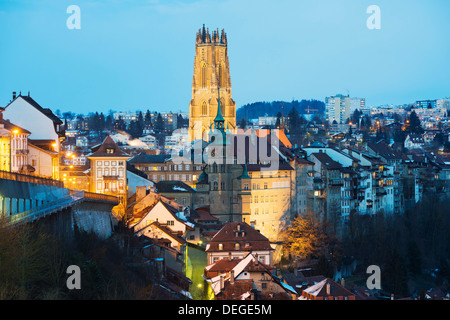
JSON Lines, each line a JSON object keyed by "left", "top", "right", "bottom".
{"left": 235, "top": 243, "right": 240, "bottom": 250}
{"left": 218, "top": 243, "right": 223, "bottom": 250}
{"left": 106, "top": 148, "right": 114, "bottom": 154}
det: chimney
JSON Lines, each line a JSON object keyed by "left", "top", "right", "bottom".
{"left": 12, "top": 91, "right": 16, "bottom": 100}
{"left": 326, "top": 282, "right": 331, "bottom": 295}
{"left": 341, "top": 278, "right": 345, "bottom": 288}
{"left": 230, "top": 270, "right": 234, "bottom": 284}
{"left": 219, "top": 275, "right": 224, "bottom": 291}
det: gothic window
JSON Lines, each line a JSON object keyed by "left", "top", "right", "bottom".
{"left": 201, "top": 62, "right": 207, "bottom": 88}
{"left": 219, "top": 63, "right": 226, "bottom": 88}
{"left": 202, "top": 101, "right": 207, "bottom": 115}
{"left": 213, "top": 181, "right": 218, "bottom": 191}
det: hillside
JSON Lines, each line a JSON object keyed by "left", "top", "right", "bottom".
{"left": 236, "top": 99, "right": 325, "bottom": 121}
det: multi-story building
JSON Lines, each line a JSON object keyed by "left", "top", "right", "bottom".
{"left": 416, "top": 99, "right": 437, "bottom": 109}
{"left": 87, "top": 136, "right": 130, "bottom": 199}
{"left": 3, "top": 92, "right": 65, "bottom": 179}
{"left": 325, "top": 94, "right": 351, "bottom": 124}
{"left": 128, "top": 153, "right": 204, "bottom": 187}
{"left": 350, "top": 98, "right": 365, "bottom": 113}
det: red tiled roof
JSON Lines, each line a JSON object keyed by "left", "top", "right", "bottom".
{"left": 88, "top": 135, "right": 130, "bottom": 158}
{"left": 206, "top": 222, "right": 273, "bottom": 252}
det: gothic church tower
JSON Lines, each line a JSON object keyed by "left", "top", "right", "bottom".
{"left": 188, "top": 25, "right": 236, "bottom": 142}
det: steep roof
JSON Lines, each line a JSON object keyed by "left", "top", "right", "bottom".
{"left": 5, "top": 95, "right": 63, "bottom": 125}
{"left": 87, "top": 135, "right": 130, "bottom": 158}
{"left": 206, "top": 222, "right": 273, "bottom": 252}
{"left": 302, "top": 278, "right": 355, "bottom": 298}
{"left": 311, "top": 152, "right": 342, "bottom": 170}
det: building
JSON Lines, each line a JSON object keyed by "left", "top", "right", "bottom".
{"left": 351, "top": 98, "right": 365, "bottom": 113}
{"left": 129, "top": 153, "right": 203, "bottom": 187}
{"left": 325, "top": 94, "right": 351, "bottom": 124}
{"left": 164, "top": 128, "right": 189, "bottom": 154}
{"left": 404, "top": 134, "right": 425, "bottom": 150}
{"left": 205, "top": 221, "right": 274, "bottom": 265}
{"left": 87, "top": 136, "right": 130, "bottom": 199}
{"left": 188, "top": 25, "right": 236, "bottom": 141}
{"left": 204, "top": 252, "right": 297, "bottom": 300}
{"left": 3, "top": 92, "right": 65, "bottom": 179}
{"left": 299, "top": 278, "right": 356, "bottom": 300}
{"left": 416, "top": 99, "right": 437, "bottom": 109}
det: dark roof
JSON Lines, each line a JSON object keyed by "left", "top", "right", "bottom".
{"left": 189, "top": 207, "right": 219, "bottom": 222}
{"left": 126, "top": 162, "right": 148, "bottom": 179}
{"left": 367, "top": 141, "right": 403, "bottom": 160}
{"left": 10, "top": 95, "right": 63, "bottom": 125}
{"left": 155, "top": 180, "right": 196, "bottom": 193}
{"left": 206, "top": 222, "right": 273, "bottom": 252}
{"left": 128, "top": 153, "right": 170, "bottom": 164}
{"left": 311, "top": 152, "right": 342, "bottom": 170}
{"left": 0, "top": 119, "right": 31, "bottom": 134}
{"left": 88, "top": 136, "right": 130, "bottom": 158}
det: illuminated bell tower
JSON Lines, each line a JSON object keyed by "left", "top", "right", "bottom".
{"left": 188, "top": 25, "right": 236, "bottom": 142}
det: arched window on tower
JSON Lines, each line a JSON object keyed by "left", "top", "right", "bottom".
{"left": 201, "top": 63, "right": 207, "bottom": 88}
{"left": 202, "top": 101, "right": 207, "bottom": 115}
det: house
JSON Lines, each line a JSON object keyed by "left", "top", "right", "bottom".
{"left": 298, "top": 277, "right": 356, "bottom": 300}
{"left": 205, "top": 221, "right": 274, "bottom": 265}
{"left": 130, "top": 199, "right": 195, "bottom": 246}
{"left": 76, "top": 135, "right": 89, "bottom": 148}
{"left": 204, "top": 252, "right": 297, "bottom": 300}
{"left": 3, "top": 92, "right": 64, "bottom": 152}
{"left": 404, "top": 133, "right": 425, "bottom": 150}
{"left": 0, "top": 110, "right": 31, "bottom": 173}
{"left": 87, "top": 135, "right": 130, "bottom": 197}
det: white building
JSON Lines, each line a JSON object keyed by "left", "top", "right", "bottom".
{"left": 87, "top": 136, "right": 130, "bottom": 197}
{"left": 350, "top": 98, "right": 365, "bottom": 113}
{"left": 165, "top": 128, "right": 189, "bottom": 154}
{"left": 139, "top": 134, "right": 157, "bottom": 149}
{"left": 325, "top": 94, "right": 351, "bottom": 124}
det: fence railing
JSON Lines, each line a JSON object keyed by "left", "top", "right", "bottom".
{"left": 0, "top": 170, "right": 64, "bottom": 188}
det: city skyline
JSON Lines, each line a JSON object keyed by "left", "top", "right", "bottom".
{"left": 1, "top": 0, "right": 450, "bottom": 114}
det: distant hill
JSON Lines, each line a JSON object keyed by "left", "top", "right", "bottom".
{"left": 236, "top": 99, "right": 325, "bottom": 121}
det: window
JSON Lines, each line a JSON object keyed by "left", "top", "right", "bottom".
{"left": 201, "top": 63, "right": 207, "bottom": 88}
{"left": 106, "top": 148, "right": 114, "bottom": 154}
{"left": 202, "top": 101, "right": 207, "bottom": 115}
{"left": 218, "top": 243, "right": 223, "bottom": 250}
{"left": 264, "top": 182, "right": 268, "bottom": 189}
{"left": 213, "top": 182, "right": 218, "bottom": 191}
{"left": 221, "top": 182, "right": 225, "bottom": 190}
{"left": 261, "top": 283, "right": 267, "bottom": 290}
{"left": 235, "top": 243, "right": 240, "bottom": 250}
{"left": 244, "top": 184, "right": 249, "bottom": 190}
{"left": 167, "top": 220, "right": 174, "bottom": 226}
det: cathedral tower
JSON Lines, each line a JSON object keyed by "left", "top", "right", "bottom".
{"left": 188, "top": 25, "right": 236, "bottom": 142}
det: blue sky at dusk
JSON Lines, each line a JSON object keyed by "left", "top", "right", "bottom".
{"left": 1, "top": 0, "right": 449, "bottom": 115}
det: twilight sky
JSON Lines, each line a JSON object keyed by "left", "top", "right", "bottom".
{"left": 1, "top": 0, "right": 449, "bottom": 115}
